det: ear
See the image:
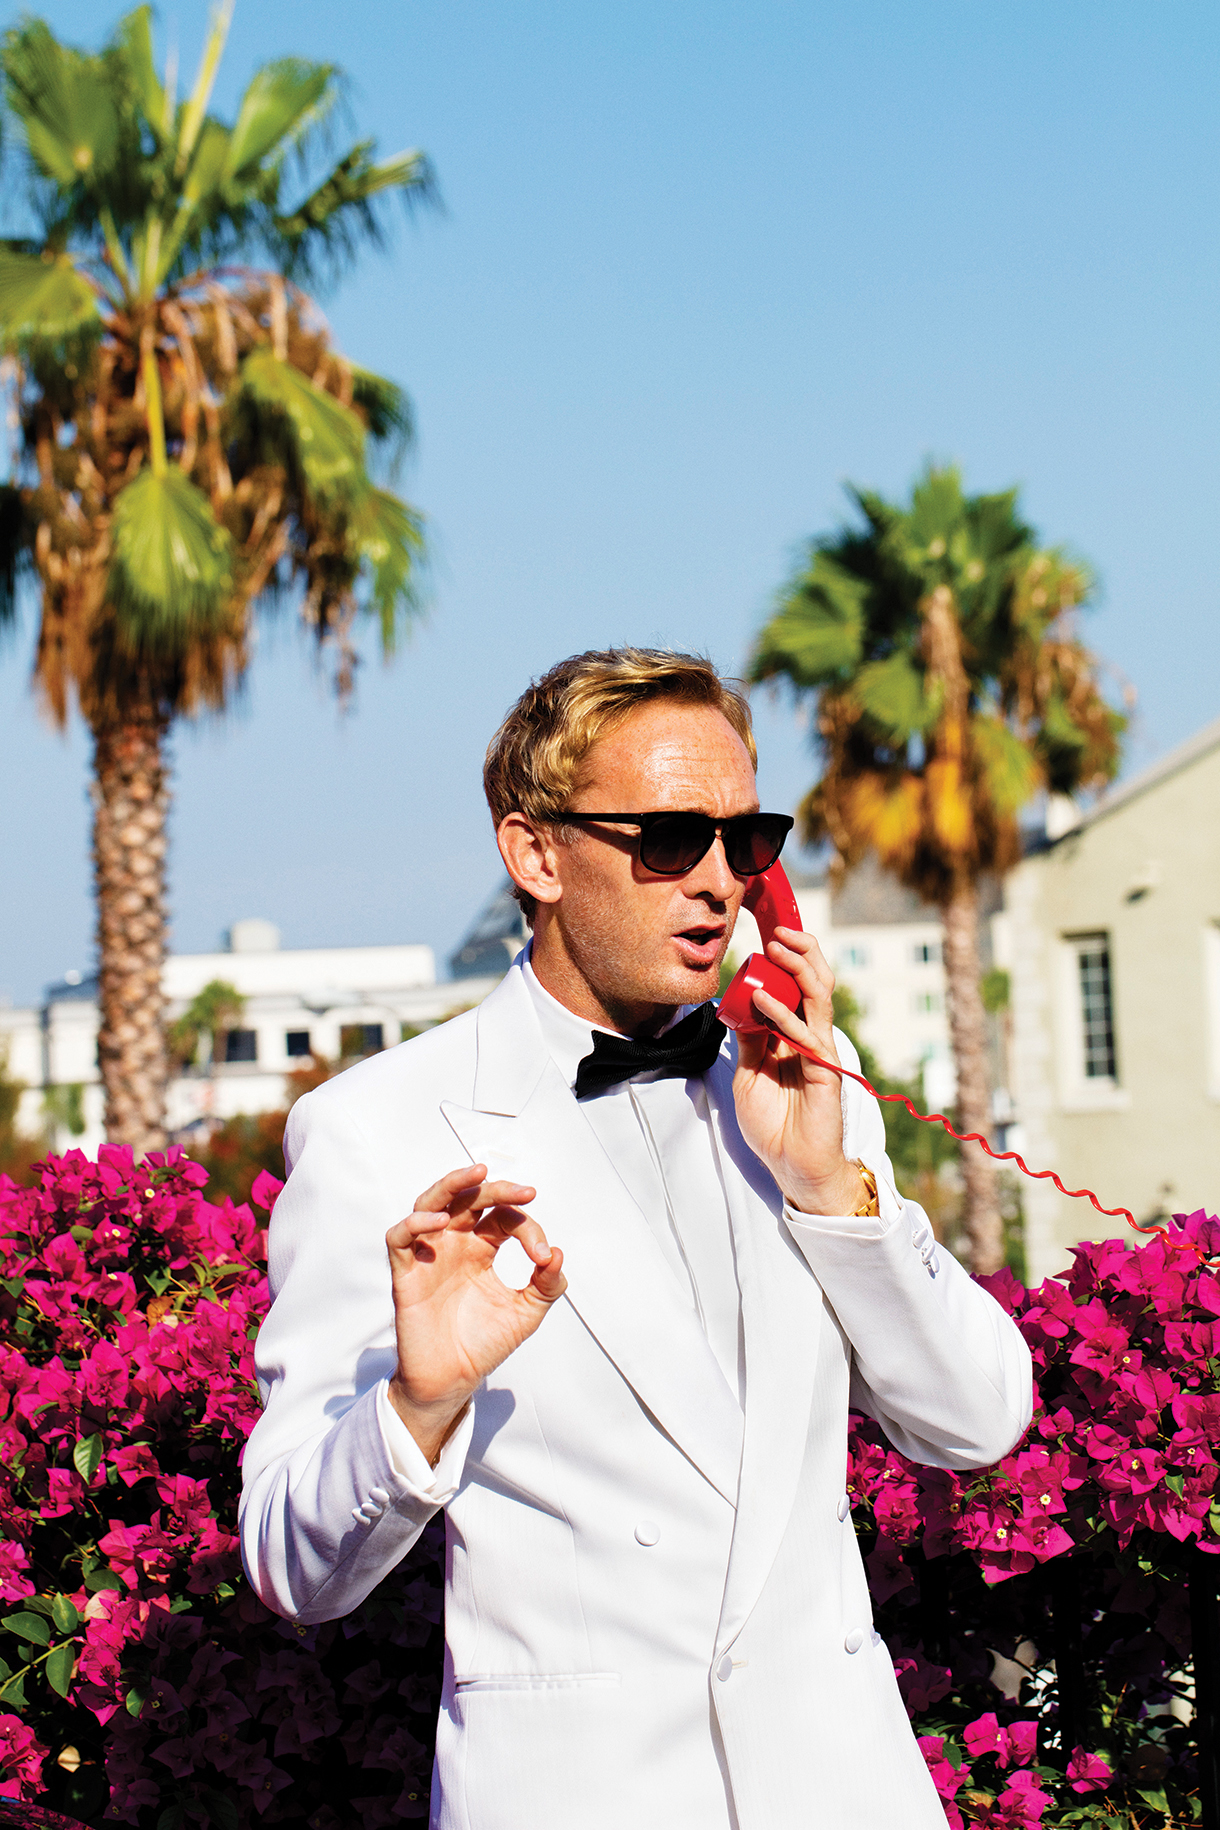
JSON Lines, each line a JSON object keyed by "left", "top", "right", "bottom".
{"left": 497, "top": 813, "right": 564, "bottom": 909}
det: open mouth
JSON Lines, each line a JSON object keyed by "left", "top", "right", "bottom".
{"left": 672, "top": 926, "right": 725, "bottom": 968}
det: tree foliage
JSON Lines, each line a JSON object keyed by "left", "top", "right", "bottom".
{"left": 751, "top": 466, "right": 1124, "bottom": 903}
{"left": 0, "top": 2, "right": 433, "bottom": 723}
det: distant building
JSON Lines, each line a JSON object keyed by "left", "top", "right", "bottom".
{"left": 449, "top": 883, "right": 528, "bottom": 979}
{"left": 0, "top": 919, "right": 500, "bottom": 1157}
{"left": 1003, "top": 715, "right": 1220, "bottom": 1284}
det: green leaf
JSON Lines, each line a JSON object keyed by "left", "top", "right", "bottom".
{"left": 83, "top": 1567, "right": 125, "bottom": 1594}
{"left": 24, "top": 1597, "right": 54, "bottom": 1619}
{"left": 0, "top": 251, "right": 99, "bottom": 347}
{"left": 3, "top": 1611, "right": 51, "bottom": 1645}
{"left": 971, "top": 713, "right": 1043, "bottom": 816}
{"left": 50, "top": 1595, "right": 80, "bottom": 1634}
{"left": 224, "top": 58, "right": 335, "bottom": 179}
{"left": 73, "top": 1432, "right": 103, "bottom": 1481}
{"left": 854, "top": 652, "right": 939, "bottom": 739}
{"left": 199, "top": 1787, "right": 240, "bottom": 1830}
{"left": 751, "top": 552, "right": 869, "bottom": 686}
{"left": 2, "top": 19, "right": 121, "bottom": 185}
{"left": 45, "top": 1641, "right": 76, "bottom": 1698}
{"left": 157, "top": 1808, "right": 186, "bottom": 1830}
{"left": 1166, "top": 1471, "right": 1185, "bottom": 1497}
{"left": 1135, "top": 1788, "right": 1170, "bottom": 1813}
{"left": 107, "top": 467, "right": 234, "bottom": 649}
{"left": 239, "top": 347, "right": 366, "bottom": 496}
{"left": 0, "top": 1671, "right": 27, "bottom": 1710}
{"left": 113, "top": 5, "right": 166, "bottom": 133}
{"left": 125, "top": 1682, "right": 147, "bottom": 1718}
{"left": 3, "top": 1276, "right": 25, "bottom": 1299}
{"left": 350, "top": 484, "right": 424, "bottom": 651}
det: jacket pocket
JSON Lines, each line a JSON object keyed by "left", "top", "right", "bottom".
{"left": 454, "top": 1671, "right": 620, "bottom": 1694}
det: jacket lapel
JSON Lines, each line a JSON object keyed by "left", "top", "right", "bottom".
{"left": 440, "top": 967, "right": 744, "bottom": 1508}
{"left": 703, "top": 1049, "right": 824, "bottom": 1655}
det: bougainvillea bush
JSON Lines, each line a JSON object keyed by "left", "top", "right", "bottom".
{"left": 852, "top": 1208, "right": 1220, "bottom": 1828}
{"left": 1, "top": 1150, "right": 1218, "bottom": 1827}
{"left": 0, "top": 1147, "right": 442, "bottom": 1826}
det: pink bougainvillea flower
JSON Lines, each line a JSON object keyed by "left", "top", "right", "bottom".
{"left": 1065, "top": 1746, "right": 1113, "bottom": 1792}
{"left": 0, "top": 1711, "right": 48, "bottom": 1800}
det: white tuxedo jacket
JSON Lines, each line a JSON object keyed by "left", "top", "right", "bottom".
{"left": 240, "top": 963, "right": 1032, "bottom": 1830}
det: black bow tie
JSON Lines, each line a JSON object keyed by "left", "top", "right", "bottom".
{"left": 574, "top": 1000, "right": 727, "bottom": 1100}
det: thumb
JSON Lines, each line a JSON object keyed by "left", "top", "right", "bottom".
{"left": 524, "top": 1244, "right": 567, "bottom": 1306}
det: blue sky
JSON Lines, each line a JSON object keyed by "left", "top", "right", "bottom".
{"left": 2, "top": 0, "right": 1217, "bottom": 1004}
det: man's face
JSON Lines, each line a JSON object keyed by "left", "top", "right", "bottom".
{"left": 534, "top": 700, "right": 759, "bottom": 1028}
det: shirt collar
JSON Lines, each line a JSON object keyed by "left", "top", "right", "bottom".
{"left": 518, "top": 940, "right": 693, "bottom": 1093}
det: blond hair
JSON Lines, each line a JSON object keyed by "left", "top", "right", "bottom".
{"left": 484, "top": 647, "right": 757, "bottom": 919}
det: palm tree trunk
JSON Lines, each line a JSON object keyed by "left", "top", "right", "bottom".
{"left": 942, "top": 870, "right": 1004, "bottom": 1273}
{"left": 91, "top": 711, "right": 171, "bottom": 1155}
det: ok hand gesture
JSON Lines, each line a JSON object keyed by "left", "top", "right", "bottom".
{"left": 386, "top": 1165, "right": 566, "bottom": 1462}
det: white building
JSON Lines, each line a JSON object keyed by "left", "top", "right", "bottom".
{"left": 0, "top": 918, "right": 499, "bottom": 1157}
{"left": 1003, "top": 716, "right": 1220, "bottom": 1284}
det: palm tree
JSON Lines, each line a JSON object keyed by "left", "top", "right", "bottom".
{"left": 751, "top": 466, "right": 1123, "bottom": 1272}
{"left": 0, "top": 6, "right": 432, "bottom": 1156}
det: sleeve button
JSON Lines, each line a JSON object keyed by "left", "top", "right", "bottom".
{"left": 836, "top": 1495, "right": 851, "bottom": 1522}
{"left": 634, "top": 1521, "right": 660, "bottom": 1546}
{"left": 715, "top": 1653, "right": 733, "bottom": 1682}
{"left": 844, "top": 1627, "right": 866, "bottom": 1654}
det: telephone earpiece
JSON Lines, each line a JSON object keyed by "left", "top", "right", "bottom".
{"left": 718, "top": 862, "right": 804, "bottom": 1034}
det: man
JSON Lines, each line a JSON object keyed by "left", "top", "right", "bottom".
{"left": 240, "top": 647, "right": 1032, "bottom": 1830}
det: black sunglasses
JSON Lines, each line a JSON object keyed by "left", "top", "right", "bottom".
{"left": 561, "top": 809, "right": 794, "bottom": 878}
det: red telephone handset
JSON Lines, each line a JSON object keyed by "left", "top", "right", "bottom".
{"left": 718, "top": 862, "right": 804, "bottom": 1034}
{"left": 716, "top": 861, "right": 1149, "bottom": 1244}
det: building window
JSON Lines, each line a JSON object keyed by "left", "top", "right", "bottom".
{"left": 913, "top": 991, "right": 943, "bottom": 1015}
{"left": 340, "top": 1022, "right": 385, "bottom": 1058}
{"left": 1075, "top": 935, "right": 1117, "bottom": 1080}
{"left": 838, "top": 945, "right": 869, "bottom": 970}
{"left": 285, "top": 1030, "right": 312, "bottom": 1058}
{"left": 913, "top": 941, "right": 941, "bottom": 965}
{"left": 225, "top": 1029, "right": 258, "bottom": 1064}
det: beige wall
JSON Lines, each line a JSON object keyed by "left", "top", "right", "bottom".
{"left": 1009, "top": 739, "right": 1220, "bottom": 1283}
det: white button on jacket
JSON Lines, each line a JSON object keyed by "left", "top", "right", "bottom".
{"left": 634, "top": 1520, "right": 660, "bottom": 1546}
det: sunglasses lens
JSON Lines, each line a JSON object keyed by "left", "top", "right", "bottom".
{"left": 638, "top": 813, "right": 714, "bottom": 874}
{"left": 725, "top": 814, "right": 793, "bottom": 875}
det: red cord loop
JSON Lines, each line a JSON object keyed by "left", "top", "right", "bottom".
{"left": 787, "top": 1040, "right": 1177, "bottom": 1249}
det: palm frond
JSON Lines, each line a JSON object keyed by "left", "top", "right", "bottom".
{"left": 351, "top": 367, "right": 414, "bottom": 447}
{"left": 750, "top": 552, "right": 868, "bottom": 686}
{"left": 0, "top": 249, "right": 99, "bottom": 346}
{"left": 971, "top": 713, "right": 1042, "bottom": 816}
{"left": 111, "top": 6, "right": 165, "bottom": 139}
{"left": 238, "top": 345, "right": 365, "bottom": 495}
{"left": 270, "top": 144, "right": 437, "bottom": 280}
{"left": 350, "top": 484, "right": 424, "bottom": 651}
{"left": 2, "top": 18, "right": 121, "bottom": 187}
{"left": 107, "top": 466, "right": 233, "bottom": 650}
{"left": 853, "top": 652, "right": 940, "bottom": 740}
{"left": 223, "top": 58, "right": 337, "bottom": 180}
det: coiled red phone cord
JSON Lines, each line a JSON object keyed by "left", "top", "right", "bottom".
{"left": 784, "top": 1037, "right": 1150, "bottom": 1235}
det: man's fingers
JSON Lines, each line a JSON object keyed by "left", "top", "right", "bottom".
{"left": 412, "top": 1164, "right": 491, "bottom": 1213}
{"left": 768, "top": 927, "right": 835, "bottom": 995}
{"left": 751, "top": 986, "right": 841, "bottom": 1074}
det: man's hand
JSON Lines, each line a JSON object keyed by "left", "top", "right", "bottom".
{"left": 386, "top": 1165, "right": 567, "bottom": 1463}
{"left": 731, "top": 927, "right": 869, "bottom": 1218}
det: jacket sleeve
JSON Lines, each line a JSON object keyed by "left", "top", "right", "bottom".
{"left": 782, "top": 1032, "right": 1033, "bottom": 1470}
{"left": 238, "top": 1089, "right": 473, "bottom": 1623}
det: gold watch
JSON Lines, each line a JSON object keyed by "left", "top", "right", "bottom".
{"left": 851, "top": 1159, "right": 880, "bottom": 1218}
